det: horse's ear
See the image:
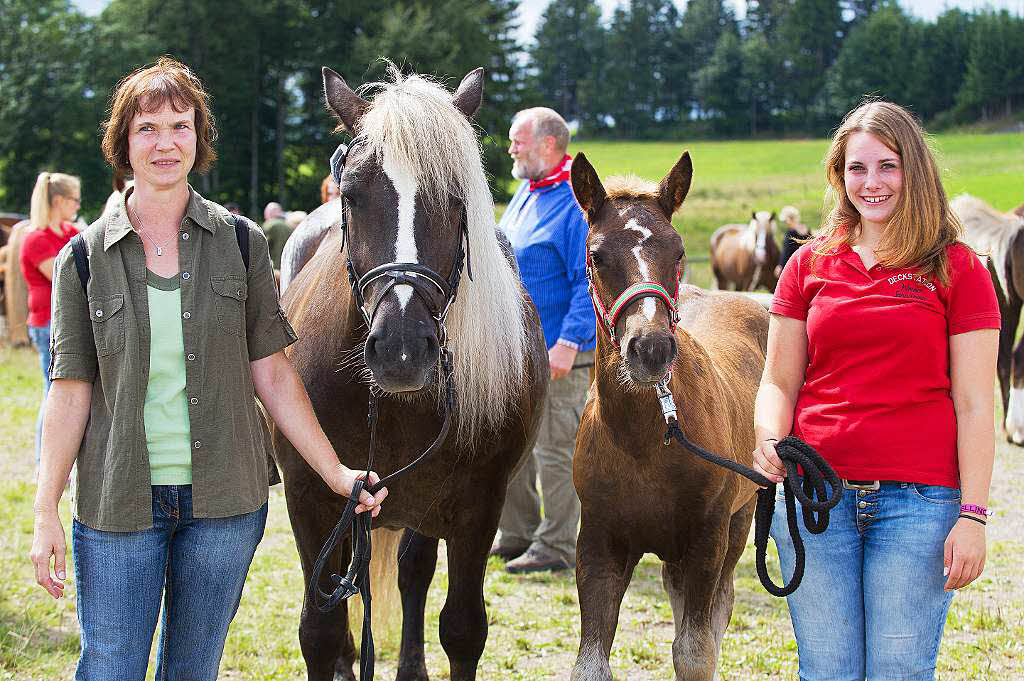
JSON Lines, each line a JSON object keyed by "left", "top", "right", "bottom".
{"left": 322, "top": 67, "right": 370, "bottom": 133}
{"left": 770, "top": 211, "right": 777, "bottom": 222}
{"left": 657, "top": 151, "right": 692, "bottom": 219}
{"left": 452, "top": 68, "right": 485, "bottom": 119}
{"left": 751, "top": 210, "right": 757, "bottom": 221}
{"left": 571, "top": 152, "right": 606, "bottom": 225}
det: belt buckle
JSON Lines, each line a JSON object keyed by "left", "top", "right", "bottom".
{"left": 842, "top": 479, "right": 880, "bottom": 491}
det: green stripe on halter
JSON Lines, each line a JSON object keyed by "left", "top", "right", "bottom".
{"left": 606, "top": 281, "right": 674, "bottom": 322}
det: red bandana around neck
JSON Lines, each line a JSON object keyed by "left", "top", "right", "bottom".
{"left": 529, "top": 154, "right": 573, "bottom": 192}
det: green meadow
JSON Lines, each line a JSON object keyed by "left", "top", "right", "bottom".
{"left": 2, "top": 132, "right": 1023, "bottom": 679}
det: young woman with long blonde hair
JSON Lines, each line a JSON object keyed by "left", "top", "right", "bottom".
{"left": 752, "top": 101, "right": 999, "bottom": 680}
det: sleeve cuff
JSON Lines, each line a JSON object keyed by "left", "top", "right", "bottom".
{"left": 247, "top": 309, "right": 299, "bottom": 361}
{"left": 556, "top": 338, "right": 580, "bottom": 351}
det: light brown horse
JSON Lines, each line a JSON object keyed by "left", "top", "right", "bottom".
{"left": 274, "top": 66, "right": 547, "bottom": 681}
{"left": 953, "top": 194, "right": 1024, "bottom": 444}
{"left": 709, "top": 211, "right": 780, "bottom": 291}
{"left": 570, "top": 152, "right": 767, "bottom": 681}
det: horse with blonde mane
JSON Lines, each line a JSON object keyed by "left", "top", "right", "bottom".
{"left": 273, "top": 65, "right": 548, "bottom": 681}
{"left": 953, "top": 193, "right": 1024, "bottom": 444}
{"left": 709, "top": 211, "right": 780, "bottom": 291}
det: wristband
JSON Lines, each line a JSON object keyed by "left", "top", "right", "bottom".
{"left": 959, "top": 503, "right": 991, "bottom": 517}
{"left": 958, "top": 513, "right": 986, "bottom": 526}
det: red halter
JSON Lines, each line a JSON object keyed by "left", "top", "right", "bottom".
{"left": 587, "top": 253, "right": 681, "bottom": 348}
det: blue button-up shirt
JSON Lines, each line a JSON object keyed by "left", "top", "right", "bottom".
{"left": 499, "top": 179, "right": 596, "bottom": 352}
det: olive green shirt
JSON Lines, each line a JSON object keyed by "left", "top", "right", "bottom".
{"left": 49, "top": 187, "right": 297, "bottom": 531}
{"left": 261, "top": 217, "right": 292, "bottom": 270}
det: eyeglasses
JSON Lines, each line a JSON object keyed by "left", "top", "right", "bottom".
{"left": 66, "top": 196, "right": 82, "bottom": 205}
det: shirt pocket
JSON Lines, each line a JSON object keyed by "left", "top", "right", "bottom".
{"left": 88, "top": 294, "right": 125, "bottom": 357}
{"left": 212, "top": 275, "right": 248, "bottom": 337}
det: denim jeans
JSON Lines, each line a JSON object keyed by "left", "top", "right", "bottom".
{"left": 771, "top": 480, "right": 960, "bottom": 681}
{"left": 72, "top": 486, "right": 267, "bottom": 681}
{"left": 27, "top": 324, "right": 51, "bottom": 463}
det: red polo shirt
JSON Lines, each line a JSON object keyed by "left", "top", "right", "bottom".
{"left": 20, "top": 222, "right": 79, "bottom": 327}
{"left": 771, "top": 240, "right": 999, "bottom": 488}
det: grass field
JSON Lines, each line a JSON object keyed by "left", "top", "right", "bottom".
{"left": 2, "top": 134, "right": 1024, "bottom": 680}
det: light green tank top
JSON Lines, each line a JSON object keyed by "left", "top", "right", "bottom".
{"left": 145, "top": 270, "right": 192, "bottom": 485}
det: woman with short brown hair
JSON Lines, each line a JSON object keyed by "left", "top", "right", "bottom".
{"left": 29, "top": 57, "right": 387, "bottom": 680}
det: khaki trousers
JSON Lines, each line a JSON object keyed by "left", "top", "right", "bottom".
{"left": 497, "top": 352, "right": 592, "bottom": 564}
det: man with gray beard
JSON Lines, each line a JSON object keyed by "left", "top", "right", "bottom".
{"left": 492, "top": 107, "right": 596, "bottom": 573}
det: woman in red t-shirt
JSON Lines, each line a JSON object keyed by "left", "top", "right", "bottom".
{"left": 20, "top": 172, "right": 81, "bottom": 461}
{"left": 752, "top": 101, "right": 998, "bottom": 680}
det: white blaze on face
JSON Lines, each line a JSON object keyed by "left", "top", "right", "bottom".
{"left": 1006, "top": 387, "right": 1024, "bottom": 444}
{"left": 382, "top": 155, "right": 419, "bottom": 310}
{"left": 624, "top": 219, "right": 656, "bottom": 321}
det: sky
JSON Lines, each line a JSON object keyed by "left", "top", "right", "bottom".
{"left": 75, "top": 0, "right": 1024, "bottom": 46}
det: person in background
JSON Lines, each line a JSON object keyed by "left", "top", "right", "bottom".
{"left": 261, "top": 201, "right": 292, "bottom": 270}
{"left": 753, "top": 100, "right": 998, "bottom": 680}
{"left": 492, "top": 107, "right": 596, "bottom": 574}
{"left": 29, "top": 56, "right": 387, "bottom": 681}
{"left": 775, "top": 204, "right": 810, "bottom": 278}
{"left": 285, "top": 210, "right": 307, "bottom": 230}
{"left": 320, "top": 173, "right": 340, "bottom": 205}
{"left": 20, "top": 172, "right": 81, "bottom": 463}
{"left": 224, "top": 201, "right": 242, "bottom": 215}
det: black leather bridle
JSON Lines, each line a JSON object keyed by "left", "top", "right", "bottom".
{"left": 333, "top": 136, "right": 472, "bottom": 341}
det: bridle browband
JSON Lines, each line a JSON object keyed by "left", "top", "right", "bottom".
{"left": 587, "top": 251, "right": 681, "bottom": 349}
{"left": 307, "top": 137, "right": 474, "bottom": 681}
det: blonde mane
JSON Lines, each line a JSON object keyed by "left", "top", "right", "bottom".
{"left": 357, "top": 68, "right": 531, "bottom": 442}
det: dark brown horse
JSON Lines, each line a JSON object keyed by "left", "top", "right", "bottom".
{"left": 273, "top": 66, "right": 548, "bottom": 680}
{"left": 953, "top": 194, "right": 1024, "bottom": 444}
{"left": 569, "top": 152, "right": 767, "bottom": 680}
{"left": 709, "top": 210, "right": 780, "bottom": 291}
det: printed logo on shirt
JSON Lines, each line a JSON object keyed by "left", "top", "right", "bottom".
{"left": 887, "top": 273, "right": 935, "bottom": 301}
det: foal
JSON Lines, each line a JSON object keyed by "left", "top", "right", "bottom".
{"left": 710, "top": 210, "right": 780, "bottom": 291}
{"left": 570, "top": 152, "right": 769, "bottom": 681}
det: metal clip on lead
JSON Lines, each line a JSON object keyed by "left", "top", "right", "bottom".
{"left": 656, "top": 375, "right": 677, "bottom": 445}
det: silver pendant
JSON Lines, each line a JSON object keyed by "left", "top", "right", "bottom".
{"left": 156, "top": 247, "right": 163, "bottom": 256}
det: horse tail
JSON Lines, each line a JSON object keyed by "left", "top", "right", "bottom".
{"left": 350, "top": 528, "right": 404, "bottom": 654}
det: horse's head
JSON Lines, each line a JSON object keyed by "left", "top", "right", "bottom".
{"left": 323, "top": 65, "right": 484, "bottom": 393}
{"left": 749, "top": 210, "right": 777, "bottom": 265}
{"left": 572, "top": 151, "right": 692, "bottom": 385}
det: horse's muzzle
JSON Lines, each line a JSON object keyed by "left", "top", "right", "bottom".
{"left": 624, "top": 331, "right": 677, "bottom": 384}
{"left": 364, "top": 314, "right": 440, "bottom": 392}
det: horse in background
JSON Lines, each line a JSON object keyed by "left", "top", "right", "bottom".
{"left": 953, "top": 194, "right": 1024, "bottom": 444}
{"left": 570, "top": 152, "right": 766, "bottom": 680}
{"left": 274, "top": 65, "right": 548, "bottom": 681}
{"left": 709, "top": 210, "right": 779, "bottom": 291}
{"left": 278, "top": 198, "right": 341, "bottom": 293}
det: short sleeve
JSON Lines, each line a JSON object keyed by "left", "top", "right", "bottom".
{"left": 770, "top": 243, "right": 809, "bottom": 320}
{"left": 244, "top": 223, "right": 298, "bottom": 361}
{"left": 49, "top": 244, "right": 98, "bottom": 381}
{"left": 946, "top": 244, "right": 1000, "bottom": 336}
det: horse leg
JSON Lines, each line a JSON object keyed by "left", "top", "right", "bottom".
{"left": 661, "top": 525, "right": 730, "bottom": 681}
{"left": 571, "top": 523, "right": 639, "bottom": 681}
{"left": 282, "top": 475, "right": 358, "bottom": 681}
{"left": 1000, "top": 296, "right": 1022, "bottom": 441}
{"left": 396, "top": 530, "right": 439, "bottom": 681}
{"left": 706, "top": 503, "right": 754, "bottom": 677}
{"left": 439, "top": 519, "right": 495, "bottom": 681}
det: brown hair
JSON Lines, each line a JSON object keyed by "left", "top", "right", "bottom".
{"left": 816, "top": 100, "right": 962, "bottom": 284}
{"left": 101, "top": 56, "right": 218, "bottom": 175}
{"left": 320, "top": 173, "right": 339, "bottom": 204}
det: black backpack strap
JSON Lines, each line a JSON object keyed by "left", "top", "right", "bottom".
{"left": 70, "top": 234, "right": 89, "bottom": 291}
{"left": 233, "top": 215, "right": 251, "bottom": 271}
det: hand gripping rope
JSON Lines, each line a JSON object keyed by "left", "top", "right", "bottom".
{"left": 656, "top": 372, "right": 842, "bottom": 596}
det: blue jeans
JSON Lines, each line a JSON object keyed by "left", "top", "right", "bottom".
{"left": 28, "top": 324, "right": 51, "bottom": 463}
{"left": 72, "top": 486, "right": 267, "bottom": 681}
{"left": 771, "top": 480, "right": 960, "bottom": 681}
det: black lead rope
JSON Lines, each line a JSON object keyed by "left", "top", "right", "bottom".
{"left": 308, "top": 351, "right": 456, "bottom": 681}
{"left": 657, "top": 380, "right": 842, "bottom": 597}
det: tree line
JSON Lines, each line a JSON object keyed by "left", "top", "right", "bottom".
{"left": 533, "top": 0, "right": 1024, "bottom": 138}
{"left": 1, "top": 0, "right": 1021, "bottom": 219}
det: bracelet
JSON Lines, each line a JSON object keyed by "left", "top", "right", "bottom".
{"left": 958, "top": 513, "right": 986, "bottom": 526}
{"left": 960, "top": 503, "right": 991, "bottom": 516}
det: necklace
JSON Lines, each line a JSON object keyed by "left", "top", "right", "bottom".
{"left": 129, "top": 203, "right": 173, "bottom": 256}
